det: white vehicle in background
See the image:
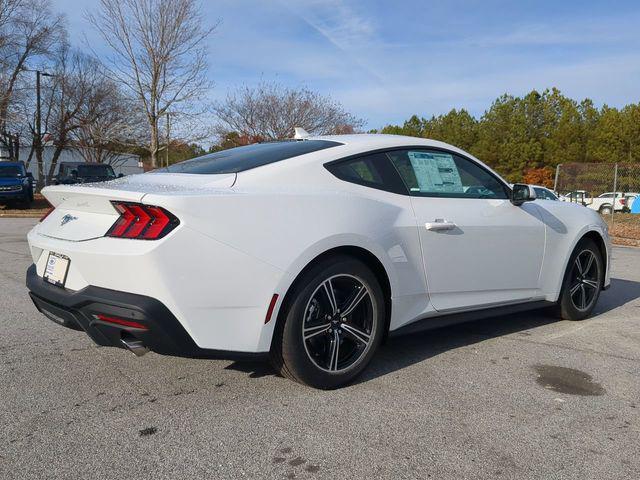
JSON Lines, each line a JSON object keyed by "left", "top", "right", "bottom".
{"left": 531, "top": 185, "right": 559, "bottom": 201}
{"left": 561, "top": 191, "right": 634, "bottom": 214}
{"left": 587, "top": 192, "right": 631, "bottom": 215}
{"left": 26, "top": 134, "right": 611, "bottom": 389}
{"left": 585, "top": 192, "right": 636, "bottom": 215}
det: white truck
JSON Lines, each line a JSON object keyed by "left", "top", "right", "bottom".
{"left": 561, "top": 191, "right": 637, "bottom": 214}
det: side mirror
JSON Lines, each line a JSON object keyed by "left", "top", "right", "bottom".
{"left": 511, "top": 183, "right": 536, "bottom": 206}
{"left": 118, "top": 173, "right": 124, "bottom": 178}
{"left": 71, "top": 169, "right": 78, "bottom": 178}
{"left": 26, "top": 172, "right": 33, "bottom": 181}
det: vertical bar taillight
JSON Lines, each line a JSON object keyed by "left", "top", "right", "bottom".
{"left": 106, "top": 202, "right": 179, "bottom": 240}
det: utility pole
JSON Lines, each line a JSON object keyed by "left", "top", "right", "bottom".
{"left": 612, "top": 163, "right": 618, "bottom": 229}
{"left": 26, "top": 69, "right": 53, "bottom": 189}
{"left": 553, "top": 164, "right": 562, "bottom": 194}
{"left": 165, "top": 112, "right": 171, "bottom": 168}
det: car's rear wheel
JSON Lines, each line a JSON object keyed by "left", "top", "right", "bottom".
{"left": 555, "top": 239, "right": 603, "bottom": 320}
{"left": 270, "top": 255, "right": 385, "bottom": 389}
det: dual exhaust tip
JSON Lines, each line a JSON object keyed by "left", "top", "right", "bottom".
{"left": 121, "top": 336, "right": 149, "bottom": 357}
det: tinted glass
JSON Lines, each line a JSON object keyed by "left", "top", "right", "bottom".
{"left": 387, "top": 149, "right": 508, "bottom": 199}
{"left": 77, "top": 164, "right": 116, "bottom": 178}
{"left": 326, "top": 153, "right": 407, "bottom": 194}
{"left": 158, "top": 140, "right": 341, "bottom": 175}
{"left": 0, "top": 166, "right": 22, "bottom": 177}
{"left": 534, "top": 187, "right": 557, "bottom": 200}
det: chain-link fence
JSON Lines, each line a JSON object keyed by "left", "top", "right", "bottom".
{"left": 554, "top": 162, "right": 640, "bottom": 243}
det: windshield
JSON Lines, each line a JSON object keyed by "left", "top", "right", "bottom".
{"left": 77, "top": 164, "right": 116, "bottom": 178}
{"left": 157, "top": 140, "right": 342, "bottom": 175}
{"left": 0, "top": 166, "right": 23, "bottom": 177}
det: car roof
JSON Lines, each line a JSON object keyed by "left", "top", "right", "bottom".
{"left": 308, "top": 133, "right": 461, "bottom": 150}
{"left": 0, "top": 161, "right": 23, "bottom": 167}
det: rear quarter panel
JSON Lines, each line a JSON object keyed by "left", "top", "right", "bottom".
{"left": 142, "top": 163, "right": 430, "bottom": 344}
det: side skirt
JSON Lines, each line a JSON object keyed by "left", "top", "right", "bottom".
{"left": 389, "top": 300, "right": 554, "bottom": 337}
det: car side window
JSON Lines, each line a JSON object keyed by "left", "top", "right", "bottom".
{"left": 387, "top": 149, "right": 508, "bottom": 199}
{"left": 325, "top": 153, "right": 407, "bottom": 194}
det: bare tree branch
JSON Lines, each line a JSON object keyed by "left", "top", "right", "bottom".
{"left": 213, "top": 82, "right": 364, "bottom": 143}
{"left": 86, "top": 0, "right": 217, "bottom": 168}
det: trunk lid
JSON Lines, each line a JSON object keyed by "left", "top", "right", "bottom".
{"left": 37, "top": 172, "right": 235, "bottom": 241}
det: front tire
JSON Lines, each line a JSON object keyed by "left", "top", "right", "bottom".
{"left": 270, "top": 255, "right": 385, "bottom": 389}
{"left": 555, "top": 239, "right": 603, "bottom": 320}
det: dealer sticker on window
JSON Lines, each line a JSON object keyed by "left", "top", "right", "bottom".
{"left": 43, "top": 252, "right": 70, "bottom": 288}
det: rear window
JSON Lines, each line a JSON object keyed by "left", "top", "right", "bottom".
{"left": 77, "top": 164, "right": 116, "bottom": 177}
{"left": 157, "top": 140, "right": 342, "bottom": 175}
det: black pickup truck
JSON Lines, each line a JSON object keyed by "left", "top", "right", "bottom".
{"left": 55, "top": 162, "right": 122, "bottom": 185}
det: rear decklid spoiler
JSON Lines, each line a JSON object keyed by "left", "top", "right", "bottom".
{"left": 37, "top": 173, "right": 236, "bottom": 241}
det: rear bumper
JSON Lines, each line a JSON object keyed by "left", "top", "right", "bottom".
{"left": 26, "top": 264, "right": 266, "bottom": 360}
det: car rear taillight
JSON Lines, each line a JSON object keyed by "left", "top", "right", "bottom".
{"left": 620, "top": 198, "right": 626, "bottom": 206}
{"left": 106, "top": 201, "right": 179, "bottom": 240}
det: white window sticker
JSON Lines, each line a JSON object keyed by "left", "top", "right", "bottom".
{"left": 407, "top": 151, "right": 463, "bottom": 194}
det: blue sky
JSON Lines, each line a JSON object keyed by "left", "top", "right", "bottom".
{"left": 56, "top": 0, "right": 640, "bottom": 129}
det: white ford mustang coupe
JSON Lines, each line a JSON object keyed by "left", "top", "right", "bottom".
{"left": 26, "top": 134, "right": 611, "bottom": 388}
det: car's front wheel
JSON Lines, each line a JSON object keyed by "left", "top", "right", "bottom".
{"left": 271, "top": 255, "right": 385, "bottom": 389}
{"left": 555, "top": 239, "right": 603, "bottom": 320}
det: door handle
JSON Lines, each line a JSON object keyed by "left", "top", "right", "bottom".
{"left": 425, "top": 219, "right": 457, "bottom": 231}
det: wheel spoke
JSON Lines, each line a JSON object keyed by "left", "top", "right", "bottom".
{"left": 583, "top": 252, "right": 595, "bottom": 276}
{"left": 341, "top": 323, "right": 371, "bottom": 346}
{"left": 583, "top": 279, "right": 599, "bottom": 290}
{"left": 340, "top": 285, "right": 369, "bottom": 317}
{"left": 580, "top": 284, "right": 587, "bottom": 309}
{"left": 328, "top": 330, "right": 340, "bottom": 371}
{"left": 322, "top": 279, "right": 338, "bottom": 314}
{"left": 303, "top": 323, "right": 331, "bottom": 340}
{"left": 574, "top": 257, "right": 584, "bottom": 275}
{"left": 569, "top": 282, "right": 582, "bottom": 296}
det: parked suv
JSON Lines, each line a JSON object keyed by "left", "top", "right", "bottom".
{"left": 0, "top": 161, "right": 34, "bottom": 206}
{"left": 54, "top": 162, "right": 120, "bottom": 185}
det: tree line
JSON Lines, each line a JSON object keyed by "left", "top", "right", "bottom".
{"left": 377, "top": 88, "right": 640, "bottom": 184}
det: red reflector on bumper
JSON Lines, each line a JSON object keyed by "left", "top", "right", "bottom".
{"left": 264, "top": 294, "right": 279, "bottom": 324}
{"left": 93, "top": 314, "right": 148, "bottom": 330}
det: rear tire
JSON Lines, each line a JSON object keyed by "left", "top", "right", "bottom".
{"left": 554, "top": 239, "right": 603, "bottom": 321}
{"left": 270, "top": 255, "right": 385, "bottom": 389}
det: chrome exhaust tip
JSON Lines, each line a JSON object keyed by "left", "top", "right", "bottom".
{"left": 121, "top": 336, "right": 149, "bottom": 357}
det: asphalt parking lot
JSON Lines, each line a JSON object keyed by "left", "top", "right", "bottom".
{"left": 1, "top": 218, "right": 639, "bottom": 480}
